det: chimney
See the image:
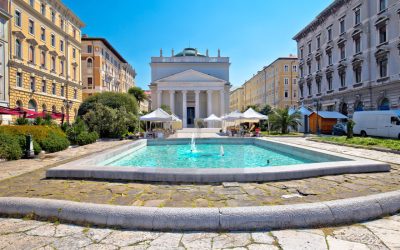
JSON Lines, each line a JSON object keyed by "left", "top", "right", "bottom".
{"left": 218, "top": 49, "right": 220, "bottom": 57}
{"left": 171, "top": 48, "right": 174, "bottom": 56}
{"left": 206, "top": 49, "right": 209, "bottom": 57}
{"left": 160, "top": 48, "right": 163, "bottom": 57}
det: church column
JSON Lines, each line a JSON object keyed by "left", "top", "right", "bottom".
{"left": 157, "top": 90, "right": 162, "bottom": 108}
{"left": 195, "top": 90, "right": 200, "bottom": 119}
{"left": 207, "top": 90, "right": 213, "bottom": 116}
{"left": 169, "top": 90, "right": 175, "bottom": 114}
{"left": 220, "top": 89, "right": 225, "bottom": 116}
{"left": 182, "top": 90, "right": 187, "bottom": 128}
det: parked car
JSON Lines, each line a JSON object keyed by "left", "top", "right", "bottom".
{"left": 332, "top": 123, "right": 347, "bottom": 136}
{"left": 353, "top": 110, "right": 400, "bottom": 139}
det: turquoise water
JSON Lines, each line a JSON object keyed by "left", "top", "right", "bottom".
{"left": 105, "top": 144, "right": 316, "bottom": 169}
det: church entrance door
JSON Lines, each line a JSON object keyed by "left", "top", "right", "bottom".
{"left": 187, "top": 107, "right": 195, "bottom": 127}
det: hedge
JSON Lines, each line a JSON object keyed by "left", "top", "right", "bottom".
{"left": 76, "top": 131, "right": 99, "bottom": 146}
{"left": 0, "top": 133, "right": 23, "bottom": 160}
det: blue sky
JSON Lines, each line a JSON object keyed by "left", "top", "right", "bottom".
{"left": 63, "top": 0, "right": 332, "bottom": 89}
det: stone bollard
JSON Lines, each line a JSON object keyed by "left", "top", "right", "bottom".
{"left": 25, "top": 134, "right": 35, "bottom": 159}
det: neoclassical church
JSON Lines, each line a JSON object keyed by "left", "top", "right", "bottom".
{"left": 149, "top": 48, "right": 231, "bottom": 128}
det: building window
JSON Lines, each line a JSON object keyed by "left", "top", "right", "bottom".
{"left": 284, "top": 65, "right": 288, "bottom": 72}
{"left": 51, "top": 10, "right": 55, "bottom": 23}
{"left": 300, "top": 48, "right": 304, "bottom": 59}
{"left": 73, "top": 66, "right": 77, "bottom": 81}
{"left": 30, "top": 0, "right": 34, "bottom": 7}
{"left": 41, "top": 80, "right": 46, "bottom": 93}
{"left": 379, "top": 59, "right": 388, "bottom": 78}
{"left": 40, "top": 27, "right": 45, "bottom": 41}
{"left": 327, "top": 27, "right": 332, "bottom": 41}
{"left": 379, "top": 0, "right": 387, "bottom": 12}
{"left": 15, "top": 39, "right": 22, "bottom": 58}
{"left": 51, "top": 34, "right": 55, "bottom": 47}
{"left": 379, "top": 25, "right": 387, "bottom": 44}
{"left": 316, "top": 79, "right": 321, "bottom": 94}
{"left": 30, "top": 77, "right": 35, "bottom": 91}
{"left": 284, "top": 78, "right": 288, "bottom": 84}
{"left": 51, "top": 56, "right": 56, "bottom": 71}
{"left": 73, "top": 89, "right": 77, "bottom": 99}
{"left": 15, "top": 10, "right": 21, "bottom": 27}
{"left": 284, "top": 90, "right": 288, "bottom": 98}
{"left": 317, "top": 36, "right": 321, "bottom": 49}
{"left": 87, "top": 45, "right": 92, "bottom": 53}
{"left": 28, "top": 99, "right": 37, "bottom": 111}
{"left": 60, "top": 60, "right": 64, "bottom": 75}
{"left": 52, "top": 83, "right": 56, "bottom": 95}
{"left": 307, "top": 63, "right": 311, "bottom": 75}
{"left": 307, "top": 84, "right": 312, "bottom": 96}
{"left": 308, "top": 42, "right": 311, "bottom": 54}
{"left": 72, "top": 48, "right": 76, "bottom": 59}
{"left": 60, "top": 40, "right": 64, "bottom": 52}
{"left": 340, "top": 45, "right": 346, "bottom": 60}
{"left": 354, "top": 36, "right": 361, "bottom": 53}
{"left": 300, "top": 85, "right": 304, "bottom": 98}
{"left": 339, "top": 71, "right": 346, "bottom": 87}
{"left": 40, "top": 50, "right": 46, "bottom": 67}
{"left": 28, "top": 45, "right": 35, "bottom": 63}
{"left": 293, "top": 90, "right": 297, "bottom": 98}
{"left": 327, "top": 75, "right": 333, "bottom": 90}
{"left": 16, "top": 72, "right": 22, "bottom": 87}
{"left": 60, "top": 85, "right": 64, "bottom": 97}
{"left": 29, "top": 19, "right": 35, "bottom": 35}
{"left": 60, "top": 19, "right": 64, "bottom": 30}
{"left": 340, "top": 18, "right": 345, "bottom": 34}
{"left": 87, "top": 77, "right": 93, "bottom": 88}
{"left": 292, "top": 78, "right": 297, "bottom": 85}
{"left": 40, "top": 3, "right": 45, "bottom": 15}
{"left": 316, "top": 58, "right": 321, "bottom": 71}
{"left": 327, "top": 51, "right": 333, "bottom": 65}
{"left": 300, "top": 66, "right": 303, "bottom": 77}
{"left": 354, "top": 8, "right": 361, "bottom": 25}
{"left": 87, "top": 58, "right": 93, "bottom": 68}
{"left": 73, "top": 28, "right": 76, "bottom": 38}
{"left": 292, "top": 65, "right": 297, "bottom": 72}
{"left": 354, "top": 67, "right": 362, "bottom": 83}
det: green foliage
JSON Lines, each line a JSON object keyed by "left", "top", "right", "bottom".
{"left": 260, "top": 104, "right": 272, "bottom": 115}
{"left": 0, "top": 133, "right": 23, "bottom": 160}
{"left": 76, "top": 131, "right": 99, "bottom": 146}
{"left": 15, "top": 117, "right": 29, "bottom": 125}
{"left": 315, "top": 136, "right": 400, "bottom": 151}
{"left": 66, "top": 118, "right": 87, "bottom": 144}
{"left": 269, "top": 108, "right": 302, "bottom": 134}
{"left": 160, "top": 104, "right": 172, "bottom": 114}
{"left": 82, "top": 103, "right": 135, "bottom": 138}
{"left": 78, "top": 92, "right": 138, "bottom": 117}
{"left": 128, "top": 86, "right": 147, "bottom": 104}
{"left": 40, "top": 132, "right": 70, "bottom": 153}
{"left": 15, "top": 135, "right": 42, "bottom": 155}
{"left": 347, "top": 119, "right": 355, "bottom": 139}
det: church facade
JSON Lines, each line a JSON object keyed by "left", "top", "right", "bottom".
{"left": 149, "top": 48, "right": 231, "bottom": 128}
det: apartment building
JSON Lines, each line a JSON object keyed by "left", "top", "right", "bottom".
{"left": 229, "top": 87, "right": 244, "bottom": 112}
{"left": 0, "top": 0, "right": 10, "bottom": 108}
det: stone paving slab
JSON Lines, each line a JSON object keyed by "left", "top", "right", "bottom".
{"left": 0, "top": 214, "right": 399, "bottom": 249}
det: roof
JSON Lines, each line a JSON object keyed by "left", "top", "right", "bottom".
{"left": 139, "top": 108, "right": 173, "bottom": 122}
{"left": 82, "top": 37, "right": 127, "bottom": 63}
{"left": 174, "top": 48, "right": 206, "bottom": 57}
{"left": 312, "top": 111, "right": 348, "bottom": 119}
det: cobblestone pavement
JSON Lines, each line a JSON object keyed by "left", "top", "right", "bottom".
{"left": 0, "top": 213, "right": 399, "bottom": 249}
{"left": 0, "top": 140, "right": 129, "bottom": 182}
{"left": 0, "top": 138, "right": 399, "bottom": 207}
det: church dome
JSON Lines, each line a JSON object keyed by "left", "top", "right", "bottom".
{"left": 174, "top": 48, "right": 205, "bottom": 57}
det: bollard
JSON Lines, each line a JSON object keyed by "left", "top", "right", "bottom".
{"left": 25, "top": 134, "right": 35, "bottom": 158}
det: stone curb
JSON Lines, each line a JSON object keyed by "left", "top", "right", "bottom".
{"left": 1, "top": 190, "right": 400, "bottom": 231}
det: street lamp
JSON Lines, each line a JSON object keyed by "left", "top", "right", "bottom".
{"left": 313, "top": 98, "right": 321, "bottom": 135}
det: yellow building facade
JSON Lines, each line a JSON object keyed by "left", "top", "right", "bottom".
{"left": 8, "top": 0, "right": 84, "bottom": 122}
{"left": 81, "top": 36, "right": 136, "bottom": 100}
{"left": 240, "top": 57, "right": 299, "bottom": 110}
{"left": 229, "top": 87, "right": 244, "bottom": 112}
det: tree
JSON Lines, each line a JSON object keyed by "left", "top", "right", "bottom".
{"left": 347, "top": 119, "right": 355, "bottom": 139}
{"left": 269, "top": 108, "right": 302, "bottom": 134}
{"left": 128, "top": 87, "right": 147, "bottom": 105}
{"left": 260, "top": 104, "right": 272, "bottom": 116}
{"left": 160, "top": 104, "right": 172, "bottom": 114}
{"left": 78, "top": 92, "right": 138, "bottom": 117}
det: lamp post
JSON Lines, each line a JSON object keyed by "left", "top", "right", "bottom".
{"left": 63, "top": 100, "right": 73, "bottom": 124}
{"left": 313, "top": 98, "right": 321, "bottom": 135}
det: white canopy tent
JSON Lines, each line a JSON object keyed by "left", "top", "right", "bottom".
{"left": 204, "top": 114, "right": 222, "bottom": 128}
{"left": 242, "top": 108, "right": 268, "bottom": 121}
{"left": 140, "top": 108, "right": 174, "bottom": 137}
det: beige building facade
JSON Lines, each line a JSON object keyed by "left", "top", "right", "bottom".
{"left": 229, "top": 87, "right": 244, "bottom": 112}
{"left": 237, "top": 57, "right": 299, "bottom": 110}
{"left": 81, "top": 36, "right": 135, "bottom": 100}
{"left": 8, "top": 0, "right": 84, "bottom": 122}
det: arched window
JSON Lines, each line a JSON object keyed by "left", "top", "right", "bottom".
{"left": 51, "top": 105, "right": 57, "bottom": 113}
{"left": 42, "top": 104, "right": 47, "bottom": 112}
{"left": 28, "top": 45, "right": 35, "bottom": 63}
{"left": 354, "top": 101, "right": 364, "bottom": 111}
{"left": 40, "top": 50, "right": 46, "bottom": 67}
{"left": 16, "top": 100, "right": 23, "bottom": 108}
{"left": 339, "top": 102, "right": 348, "bottom": 116}
{"left": 15, "top": 39, "right": 22, "bottom": 58}
{"left": 87, "top": 58, "right": 93, "bottom": 68}
{"left": 28, "top": 99, "right": 37, "bottom": 111}
{"left": 51, "top": 56, "right": 56, "bottom": 71}
{"left": 378, "top": 98, "right": 390, "bottom": 110}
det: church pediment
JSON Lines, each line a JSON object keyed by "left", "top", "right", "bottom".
{"left": 154, "top": 69, "right": 227, "bottom": 84}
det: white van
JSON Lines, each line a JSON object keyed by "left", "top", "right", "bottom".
{"left": 353, "top": 110, "right": 400, "bottom": 139}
